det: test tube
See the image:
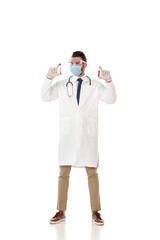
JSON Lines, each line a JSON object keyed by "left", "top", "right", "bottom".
{"left": 98, "top": 66, "right": 101, "bottom": 77}
{"left": 59, "top": 63, "right": 61, "bottom": 74}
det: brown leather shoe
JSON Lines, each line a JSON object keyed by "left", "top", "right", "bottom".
{"left": 92, "top": 211, "right": 104, "bottom": 225}
{"left": 50, "top": 211, "right": 65, "bottom": 224}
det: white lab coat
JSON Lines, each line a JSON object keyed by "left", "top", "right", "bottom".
{"left": 41, "top": 75, "right": 117, "bottom": 168}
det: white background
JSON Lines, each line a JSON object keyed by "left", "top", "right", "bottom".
{"left": 0, "top": 0, "right": 160, "bottom": 239}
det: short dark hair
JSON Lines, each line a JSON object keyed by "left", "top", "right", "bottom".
{"left": 72, "top": 51, "right": 87, "bottom": 62}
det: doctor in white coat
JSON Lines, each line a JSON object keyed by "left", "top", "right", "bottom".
{"left": 41, "top": 51, "right": 117, "bottom": 225}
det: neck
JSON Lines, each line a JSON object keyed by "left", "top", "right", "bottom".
{"left": 78, "top": 72, "right": 85, "bottom": 78}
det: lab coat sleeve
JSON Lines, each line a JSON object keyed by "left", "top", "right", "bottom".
{"left": 41, "top": 77, "right": 59, "bottom": 102}
{"left": 99, "top": 80, "right": 117, "bottom": 104}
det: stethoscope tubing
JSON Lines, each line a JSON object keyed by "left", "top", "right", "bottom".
{"left": 66, "top": 75, "right": 91, "bottom": 97}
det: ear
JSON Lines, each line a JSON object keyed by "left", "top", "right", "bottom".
{"left": 84, "top": 62, "right": 87, "bottom": 68}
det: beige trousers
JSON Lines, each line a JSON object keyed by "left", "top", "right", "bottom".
{"left": 56, "top": 165, "right": 101, "bottom": 211}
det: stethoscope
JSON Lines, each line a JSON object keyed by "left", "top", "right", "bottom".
{"left": 66, "top": 75, "right": 92, "bottom": 97}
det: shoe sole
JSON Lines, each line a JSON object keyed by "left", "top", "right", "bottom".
{"left": 92, "top": 219, "right": 104, "bottom": 226}
{"left": 50, "top": 218, "right": 65, "bottom": 224}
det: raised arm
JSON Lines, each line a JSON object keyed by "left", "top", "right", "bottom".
{"left": 98, "top": 66, "right": 117, "bottom": 104}
{"left": 41, "top": 64, "right": 61, "bottom": 102}
{"left": 99, "top": 80, "right": 117, "bottom": 104}
{"left": 41, "top": 77, "right": 59, "bottom": 102}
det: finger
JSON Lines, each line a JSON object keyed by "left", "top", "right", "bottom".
{"left": 55, "top": 73, "right": 61, "bottom": 76}
{"left": 49, "top": 67, "right": 53, "bottom": 72}
{"left": 52, "top": 67, "right": 58, "bottom": 74}
{"left": 101, "top": 70, "right": 105, "bottom": 75}
{"left": 50, "top": 67, "right": 54, "bottom": 72}
{"left": 106, "top": 71, "right": 110, "bottom": 77}
{"left": 56, "top": 64, "right": 60, "bottom": 70}
{"left": 54, "top": 68, "right": 58, "bottom": 73}
{"left": 99, "top": 76, "right": 106, "bottom": 81}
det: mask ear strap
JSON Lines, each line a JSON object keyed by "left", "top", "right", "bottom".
{"left": 82, "top": 62, "right": 85, "bottom": 68}
{"left": 81, "top": 64, "right": 84, "bottom": 72}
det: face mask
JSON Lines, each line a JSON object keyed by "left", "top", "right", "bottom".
{"left": 70, "top": 64, "right": 82, "bottom": 76}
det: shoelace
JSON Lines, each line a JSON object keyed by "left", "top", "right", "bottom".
{"left": 53, "top": 211, "right": 61, "bottom": 218}
{"left": 95, "top": 211, "right": 102, "bottom": 220}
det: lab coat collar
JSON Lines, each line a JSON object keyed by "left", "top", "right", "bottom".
{"left": 71, "top": 74, "right": 89, "bottom": 84}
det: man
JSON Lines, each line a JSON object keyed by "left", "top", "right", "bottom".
{"left": 41, "top": 51, "right": 117, "bottom": 225}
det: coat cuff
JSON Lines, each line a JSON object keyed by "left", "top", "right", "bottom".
{"left": 104, "top": 79, "right": 114, "bottom": 86}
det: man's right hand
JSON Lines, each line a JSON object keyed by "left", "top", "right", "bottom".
{"left": 46, "top": 64, "right": 61, "bottom": 80}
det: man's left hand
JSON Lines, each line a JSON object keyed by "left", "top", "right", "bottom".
{"left": 99, "top": 66, "right": 112, "bottom": 82}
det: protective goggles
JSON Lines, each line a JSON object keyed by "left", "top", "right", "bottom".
{"left": 68, "top": 57, "right": 86, "bottom": 66}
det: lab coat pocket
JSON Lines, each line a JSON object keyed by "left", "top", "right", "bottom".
{"left": 59, "top": 116, "right": 70, "bottom": 135}
{"left": 87, "top": 117, "right": 97, "bottom": 137}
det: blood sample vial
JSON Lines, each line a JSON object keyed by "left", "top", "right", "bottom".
{"left": 98, "top": 66, "right": 101, "bottom": 77}
{"left": 59, "top": 63, "right": 61, "bottom": 74}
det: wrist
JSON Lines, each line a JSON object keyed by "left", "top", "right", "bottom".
{"left": 106, "top": 78, "right": 112, "bottom": 83}
{"left": 46, "top": 74, "right": 53, "bottom": 80}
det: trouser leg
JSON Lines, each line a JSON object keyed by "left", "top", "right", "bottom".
{"left": 85, "top": 167, "right": 101, "bottom": 211}
{"left": 56, "top": 165, "right": 72, "bottom": 211}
